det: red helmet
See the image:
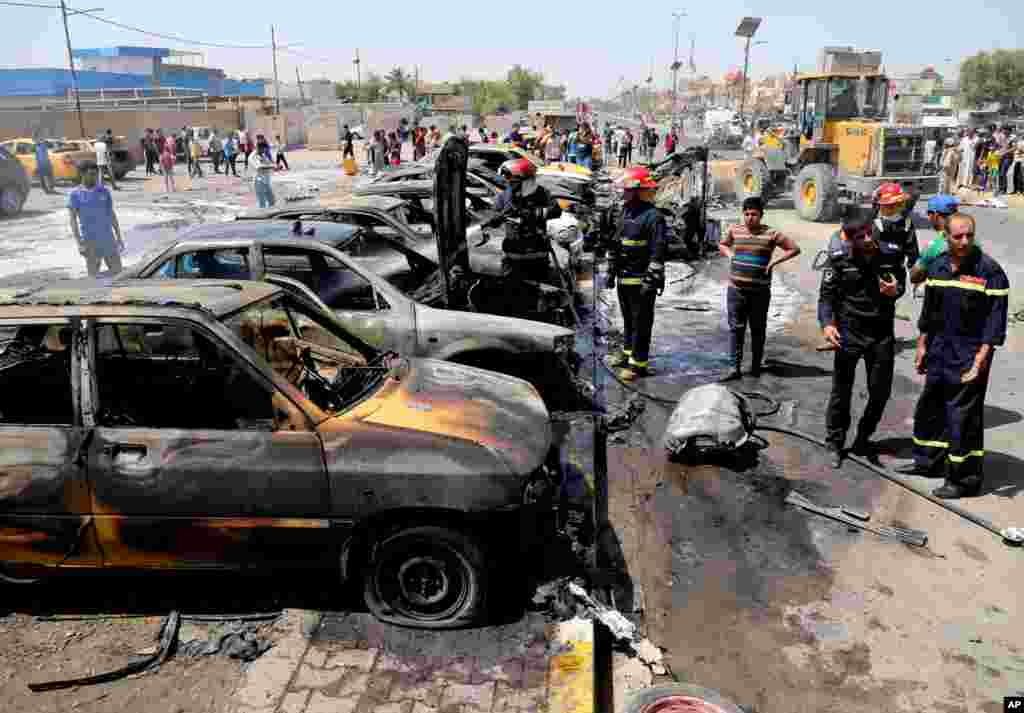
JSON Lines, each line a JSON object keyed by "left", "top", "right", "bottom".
{"left": 499, "top": 158, "right": 537, "bottom": 183}
{"left": 876, "top": 182, "right": 907, "bottom": 206}
{"left": 619, "top": 166, "right": 658, "bottom": 190}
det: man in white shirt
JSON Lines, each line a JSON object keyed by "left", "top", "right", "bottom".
{"left": 958, "top": 129, "right": 977, "bottom": 188}
{"left": 93, "top": 131, "right": 119, "bottom": 190}
{"left": 742, "top": 132, "right": 756, "bottom": 154}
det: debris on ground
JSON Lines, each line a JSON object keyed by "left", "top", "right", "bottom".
{"left": 532, "top": 578, "right": 637, "bottom": 647}
{"left": 606, "top": 395, "right": 646, "bottom": 432}
{"left": 635, "top": 638, "right": 668, "bottom": 675}
{"left": 178, "top": 621, "right": 274, "bottom": 661}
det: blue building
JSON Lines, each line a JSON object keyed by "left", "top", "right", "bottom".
{"left": 0, "top": 46, "right": 265, "bottom": 99}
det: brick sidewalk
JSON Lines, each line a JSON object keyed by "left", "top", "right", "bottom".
{"left": 229, "top": 611, "right": 589, "bottom": 713}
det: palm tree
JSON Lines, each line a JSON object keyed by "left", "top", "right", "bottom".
{"left": 386, "top": 67, "right": 411, "bottom": 102}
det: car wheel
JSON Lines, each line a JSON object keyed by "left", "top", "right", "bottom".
{"left": 0, "top": 563, "right": 45, "bottom": 585}
{"left": 363, "top": 525, "right": 488, "bottom": 629}
{"left": 0, "top": 186, "right": 26, "bottom": 217}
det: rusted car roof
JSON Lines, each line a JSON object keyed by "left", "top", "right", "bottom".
{"left": 0, "top": 278, "right": 278, "bottom": 317}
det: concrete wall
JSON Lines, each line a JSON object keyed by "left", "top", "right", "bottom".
{"left": 0, "top": 107, "right": 241, "bottom": 144}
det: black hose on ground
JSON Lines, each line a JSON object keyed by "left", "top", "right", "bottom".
{"left": 598, "top": 357, "right": 679, "bottom": 405}
{"left": 756, "top": 424, "right": 1022, "bottom": 546}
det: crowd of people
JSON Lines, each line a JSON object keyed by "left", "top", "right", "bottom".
{"left": 936, "top": 124, "right": 1024, "bottom": 196}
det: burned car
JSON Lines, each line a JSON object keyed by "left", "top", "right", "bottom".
{"left": 352, "top": 179, "right": 498, "bottom": 227}
{"left": 237, "top": 198, "right": 579, "bottom": 319}
{"left": 0, "top": 279, "right": 560, "bottom": 628}
{"left": 119, "top": 221, "right": 582, "bottom": 407}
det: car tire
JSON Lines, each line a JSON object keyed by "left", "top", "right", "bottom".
{"left": 0, "top": 563, "right": 45, "bottom": 585}
{"left": 621, "top": 684, "right": 746, "bottom": 713}
{"left": 363, "top": 525, "right": 488, "bottom": 629}
{"left": 0, "top": 185, "right": 26, "bottom": 217}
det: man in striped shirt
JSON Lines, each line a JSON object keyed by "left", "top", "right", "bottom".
{"left": 718, "top": 197, "right": 801, "bottom": 381}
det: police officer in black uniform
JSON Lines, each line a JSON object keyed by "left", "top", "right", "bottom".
{"left": 605, "top": 166, "right": 669, "bottom": 381}
{"left": 490, "top": 158, "right": 562, "bottom": 285}
{"left": 818, "top": 212, "right": 907, "bottom": 468}
{"left": 898, "top": 213, "right": 1009, "bottom": 499}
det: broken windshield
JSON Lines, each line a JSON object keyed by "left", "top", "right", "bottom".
{"left": 222, "top": 295, "right": 390, "bottom": 413}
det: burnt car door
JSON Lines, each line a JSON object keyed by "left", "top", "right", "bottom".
{"left": 82, "top": 316, "right": 333, "bottom": 571}
{"left": 149, "top": 246, "right": 256, "bottom": 280}
{"left": 258, "top": 244, "right": 415, "bottom": 355}
{"left": 0, "top": 319, "right": 97, "bottom": 569}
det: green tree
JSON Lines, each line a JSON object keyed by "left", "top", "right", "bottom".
{"left": 506, "top": 65, "right": 545, "bottom": 109}
{"left": 959, "top": 49, "right": 1024, "bottom": 109}
{"left": 334, "top": 72, "right": 386, "bottom": 103}
{"left": 386, "top": 67, "right": 412, "bottom": 101}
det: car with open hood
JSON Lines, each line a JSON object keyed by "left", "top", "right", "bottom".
{"left": 118, "top": 221, "right": 583, "bottom": 407}
{"left": 0, "top": 278, "right": 560, "bottom": 627}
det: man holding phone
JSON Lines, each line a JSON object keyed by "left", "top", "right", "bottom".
{"left": 818, "top": 212, "right": 907, "bottom": 468}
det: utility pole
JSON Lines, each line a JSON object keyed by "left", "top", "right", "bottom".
{"left": 670, "top": 11, "right": 686, "bottom": 129}
{"left": 59, "top": 0, "right": 86, "bottom": 139}
{"left": 270, "top": 25, "right": 281, "bottom": 115}
{"left": 354, "top": 49, "right": 361, "bottom": 89}
{"left": 739, "top": 36, "right": 751, "bottom": 120}
{"left": 295, "top": 67, "right": 305, "bottom": 105}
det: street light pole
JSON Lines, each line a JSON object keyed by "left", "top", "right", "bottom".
{"left": 734, "top": 16, "right": 762, "bottom": 124}
{"left": 671, "top": 11, "right": 686, "bottom": 130}
{"left": 270, "top": 25, "right": 281, "bottom": 116}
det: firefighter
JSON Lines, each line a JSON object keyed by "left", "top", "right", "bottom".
{"left": 605, "top": 166, "right": 669, "bottom": 381}
{"left": 818, "top": 212, "right": 907, "bottom": 468}
{"left": 489, "top": 158, "right": 562, "bottom": 285}
{"left": 871, "top": 183, "right": 920, "bottom": 271}
{"left": 910, "top": 194, "right": 961, "bottom": 286}
{"left": 897, "top": 213, "right": 1009, "bottom": 499}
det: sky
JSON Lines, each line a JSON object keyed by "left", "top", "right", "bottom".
{"left": 3, "top": 0, "right": 1022, "bottom": 98}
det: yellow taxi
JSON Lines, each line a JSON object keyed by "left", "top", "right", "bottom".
{"left": 0, "top": 138, "right": 81, "bottom": 182}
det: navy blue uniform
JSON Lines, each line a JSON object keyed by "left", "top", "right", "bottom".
{"left": 609, "top": 201, "right": 669, "bottom": 368}
{"left": 818, "top": 231, "right": 907, "bottom": 449}
{"left": 911, "top": 247, "right": 1009, "bottom": 487}
{"left": 872, "top": 216, "right": 920, "bottom": 271}
{"left": 493, "top": 184, "right": 561, "bottom": 283}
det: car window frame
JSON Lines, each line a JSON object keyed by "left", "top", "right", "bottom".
{"left": 84, "top": 313, "right": 318, "bottom": 432}
{"left": 0, "top": 317, "right": 80, "bottom": 428}
{"left": 141, "top": 243, "right": 257, "bottom": 280}
{"left": 258, "top": 243, "right": 382, "bottom": 313}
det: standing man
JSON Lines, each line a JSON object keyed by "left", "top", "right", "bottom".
{"left": 250, "top": 150, "right": 276, "bottom": 208}
{"left": 93, "top": 131, "right": 118, "bottom": 190}
{"left": 718, "top": 196, "right": 801, "bottom": 381}
{"left": 33, "top": 131, "right": 56, "bottom": 194}
{"left": 68, "top": 161, "right": 124, "bottom": 277}
{"left": 818, "top": 212, "right": 907, "bottom": 467}
{"left": 274, "top": 134, "right": 290, "bottom": 170}
{"left": 487, "top": 158, "right": 562, "bottom": 287}
{"left": 872, "top": 183, "right": 920, "bottom": 272}
{"left": 576, "top": 122, "right": 594, "bottom": 170}
{"left": 341, "top": 125, "right": 355, "bottom": 161}
{"left": 605, "top": 166, "right": 669, "bottom": 381}
{"left": 189, "top": 137, "right": 203, "bottom": 178}
{"left": 223, "top": 134, "right": 238, "bottom": 177}
{"left": 898, "top": 213, "right": 1009, "bottom": 499}
{"left": 181, "top": 126, "right": 193, "bottom": 176}
{"left": 958, "top": 129, "right": 977, "bottom": 188}
{"left": 939, "top": 137, "right": 959, "bottom": 195}
{"left": 910, "top": 195, "right": 960, "bottom": 286}
{"left": 209, "top": 131, "right": 223, "bottom": 174}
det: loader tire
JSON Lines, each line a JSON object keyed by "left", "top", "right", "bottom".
{"left": 793, "top": 164, "right": 838, "bottom": 222}
{"left": 737, "top": 159, "right": 770, "bottom": 203}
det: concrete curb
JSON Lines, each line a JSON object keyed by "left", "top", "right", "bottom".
{"left": 226, "top": 609, "right": 323, "bottom": 713}
{"left": 547, "top": 617, "right": 596, "bottom": 713}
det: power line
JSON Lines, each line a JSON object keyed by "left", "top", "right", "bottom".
{"left": 279, "top": 46, "right": 334, "bottom": 64}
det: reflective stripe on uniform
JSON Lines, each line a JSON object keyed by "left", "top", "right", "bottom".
{"left": 913, "top": 436, "right": 949, "bottom": 449}
{"left": 621, "top": 239, "right": 648, "bottom": 246}
{"left": 926, "top": 278, "right": 984, "bottom": 293}
{"left": 628, "top": 358, "right": 648, "bottom": 368}
{"left": 619, "top": 277, "right": 644, "bottom": 285}
{"left": 986, "top": 287, "right": 1010, "bottom": 296}
{"left": 948, "top": 450, "right": 985, "bottom": 463}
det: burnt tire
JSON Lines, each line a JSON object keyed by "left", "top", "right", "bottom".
{"left": 793, "top": 164, "right": 838, "bottom": 222}
{"left": 736, "top": 159, "right": 770, "bottom": 204}
{"left": 363, "top": 525, "right": 488, "bottom": 629}
{"left": 0, "top": 186, "right": 26, "bottom": 217}
{"left": 622, "top": 684, "right": 746, "bottom": 713}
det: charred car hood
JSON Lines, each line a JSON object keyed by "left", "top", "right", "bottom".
{"left": 413, "top": 303, "right": 573, "bottom": 354}
{"left": 354, "top": 358, "right": 551, "bottom": 476}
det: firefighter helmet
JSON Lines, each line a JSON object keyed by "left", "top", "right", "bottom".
{"left": 499, "top": 158, "right": 537, "bottom": 183}
{"left": 619, "top": 166, "right": 658, "bottom": 190}
{"left": 876, "top": 182, "right": 907, "bottom": 206}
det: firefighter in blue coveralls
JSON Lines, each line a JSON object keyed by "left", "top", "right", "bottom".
{"left": 819, "top": 212, "right": 907, "bottom": 468}
{"left": 896, "top": 213, "right": 1009, "bottom": 499}
{"left": 605, "top": 166, "right": 669, "bottom": 381}
{"left": 488, "top": 158, "right": 562, "bottom": 285}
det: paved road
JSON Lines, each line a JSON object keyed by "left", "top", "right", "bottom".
{"left": 593, "top": 203, "right": 1024, "bottom": 712}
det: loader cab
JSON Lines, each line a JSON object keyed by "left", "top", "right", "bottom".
{"left": 794, "top": 73, "right": 890, "bottom": 143}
